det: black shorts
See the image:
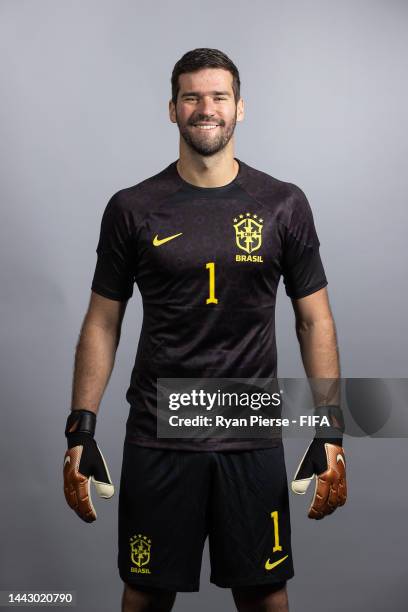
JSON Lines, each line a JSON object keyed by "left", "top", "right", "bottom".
{"left": 118, "top": 442, "right": 294, "bottom": 592}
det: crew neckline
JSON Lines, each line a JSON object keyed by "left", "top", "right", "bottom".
{"left": 173, "top": 158, "right": 244, "bottom": 193}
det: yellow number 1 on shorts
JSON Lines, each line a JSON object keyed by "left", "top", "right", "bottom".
{"left": 264, "top": 510, "right": 289, "bottom": 571}
{"left": 271, "top": 510, "right": 282, "bottom": 552}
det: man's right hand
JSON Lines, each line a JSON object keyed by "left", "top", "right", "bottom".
{"left": 63, "top": 409, "right": 114, "bottom": 523}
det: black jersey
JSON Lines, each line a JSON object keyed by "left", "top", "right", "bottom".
{"left": 91, "top": 159, "right": 327, "bottom": 450}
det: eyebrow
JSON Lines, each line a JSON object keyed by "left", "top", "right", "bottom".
{"left": 180, "top": 91, "right": 231, "bottom": 97}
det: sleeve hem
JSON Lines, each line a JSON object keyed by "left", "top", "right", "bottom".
{"left": 91, "top": 284, "right": 132, "bottom": 302}
{"left": 287, "top": 279, "right": 328, "bottom": 300}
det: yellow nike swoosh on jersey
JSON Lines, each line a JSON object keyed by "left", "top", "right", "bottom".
{"left": 152, "top": 232, "right": 183, "bottom": 246}
{"left": 264, "top": 555, "right": 289, "bottom": 571}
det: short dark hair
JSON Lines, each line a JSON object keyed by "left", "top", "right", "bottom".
{"left": 171, "top": 48, "right": 241, "bottom": 105}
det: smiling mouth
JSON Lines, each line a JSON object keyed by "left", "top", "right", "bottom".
{"left": 192, "top": 123, "right": 220, "bottom": 130}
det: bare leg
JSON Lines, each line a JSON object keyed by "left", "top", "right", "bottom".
{"left": 121, "top": 584, "right": 177, "bottom": 612}
{"left": 232, "top": 582, "right": 289, "bottom": 612}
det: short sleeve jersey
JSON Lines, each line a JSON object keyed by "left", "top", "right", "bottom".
{"left": 91, "top": 159, "right": 328, "bottom": 450}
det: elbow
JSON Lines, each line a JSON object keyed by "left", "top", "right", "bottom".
{"left": 295, "top": 315, "right": 335, "bottom": 339}
{"left": 295, "top": 317, "right": 315, "bottom": 339}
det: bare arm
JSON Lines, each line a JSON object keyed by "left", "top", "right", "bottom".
{"left": 70, "top": 291, "right": 128, "bottom": 415}
{"left": 292, "top": 287, "right": 341, "bottom": 406}
{"left": 292, "top": 287, "right": 340, "bottom": 378}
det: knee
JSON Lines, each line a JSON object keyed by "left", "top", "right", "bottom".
{"left": 121, "top": 583, "right": 176, "bottom": 612}
{"left": 232, "top": 581, "right": 288, "bottom": 612}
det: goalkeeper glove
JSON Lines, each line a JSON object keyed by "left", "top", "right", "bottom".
{"left": 63, "top": 409, "right": 114, "bottom": 523}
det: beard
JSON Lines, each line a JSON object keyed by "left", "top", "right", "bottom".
{"left": 176, "top": 110, "right": 237, "bottom": 156}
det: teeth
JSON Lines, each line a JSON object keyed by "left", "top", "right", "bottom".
{"left": 194, "top": 125, "right": 218, "bottom": 130}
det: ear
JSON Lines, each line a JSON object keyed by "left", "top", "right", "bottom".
{"left": 169, "top": 99, "right": 177, "bottom": 124}
{"left": 236, "top": 98, "right": 244, "bottom": 123}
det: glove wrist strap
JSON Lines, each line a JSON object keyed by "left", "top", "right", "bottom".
{"left": 65, "top": 409, "right": 96, "bottom": 438}
{"left": 314, "top": 404, "right": 344, "bottom": 443}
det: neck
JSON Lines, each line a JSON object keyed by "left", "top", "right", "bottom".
{"left": 176, "top": 144, "right": 238, "bottom": 188}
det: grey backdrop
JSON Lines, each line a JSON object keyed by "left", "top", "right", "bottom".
{"left": 1, "top": 0, "right": 407, "bottom": 610}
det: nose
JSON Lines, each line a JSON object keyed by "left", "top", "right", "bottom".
{"left": 196, "top": 95, "right": 216, "bottom": 117}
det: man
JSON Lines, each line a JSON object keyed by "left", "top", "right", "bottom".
{"left": 63, "top": 48, "right": 347, "bottom": 612}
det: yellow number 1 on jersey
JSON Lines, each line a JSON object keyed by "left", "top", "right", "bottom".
{"left": 206, "top": 262, "right": 218, "bottom": 304}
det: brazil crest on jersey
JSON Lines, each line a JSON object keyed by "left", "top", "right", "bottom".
{"left": 91, "top": 159, "right": 328, "bottom": 450}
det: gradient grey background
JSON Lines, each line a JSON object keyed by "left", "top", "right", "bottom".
{"left": 1, "top": 0, "right": 407, "bottom": 610}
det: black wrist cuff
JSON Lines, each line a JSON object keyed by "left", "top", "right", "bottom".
{"left": 314, "top": 404, "right": 344, "bottom": 440}
{"left": 65, "top": 409, "right": 96, "bottom": 438}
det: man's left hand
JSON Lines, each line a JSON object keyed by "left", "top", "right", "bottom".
{"left": 291, "top": 437, "right": 347, "bottom": 519}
